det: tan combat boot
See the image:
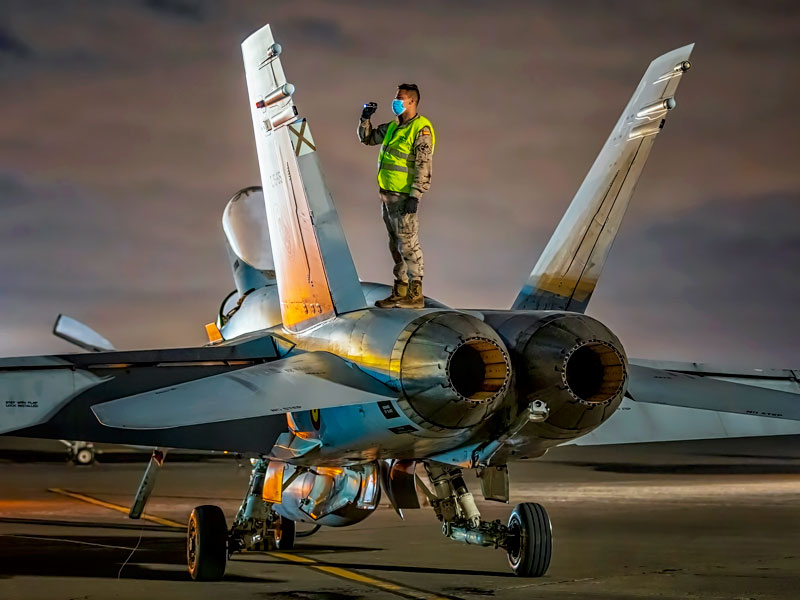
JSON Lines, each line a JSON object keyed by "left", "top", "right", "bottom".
{"left": 375, "top": 280, "right": 408, "bottom": 308}
{"left": 396, "top": 279, "right": 424, "bottom": 309}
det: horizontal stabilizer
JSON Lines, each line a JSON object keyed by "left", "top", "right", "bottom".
{"left": 571, "top": 398, "right": 800, "bottom": 446}
{"left": 514, "top": 44, "right": 694, "bottom": 312}
{"left": 92, "top": 351, "right": 395, "bottom": 430}
{"left": 572, "top": 360, "right": 800, "bottom": 445}
{"left": 627, "top": 361, "right": 800, "bottom": 421}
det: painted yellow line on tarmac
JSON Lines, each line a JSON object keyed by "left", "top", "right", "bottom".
{"left": 269, "top": 551, "right": 453, "bottom": 600}
{"left": 49, "top": 487, "right": 451, "bottom": 600}
{"left": 47, "top": 488, "right": 186, "bottom": 529}
{"left": 269, "top": 551, "right": 315, "bottom": 564}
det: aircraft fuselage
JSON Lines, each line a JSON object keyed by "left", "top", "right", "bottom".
{"left": 220, "top": 285, "right": 628, "bottom": 467}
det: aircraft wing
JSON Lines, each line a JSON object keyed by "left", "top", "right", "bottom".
{"left": 0, "top": 333, "right": 396, "bottom": 453}
{"left": 573, "top": 360, "right": 800, "bottom": 445}
{"left": 92, "top": 351, "right": 394, "bottom": 430}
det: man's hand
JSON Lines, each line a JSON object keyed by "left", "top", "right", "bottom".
{"left": 404, "top": 197, "right": 419, "bottom": 214}
{"left": 361, "top": 102, "right": 378, "bottom": 120}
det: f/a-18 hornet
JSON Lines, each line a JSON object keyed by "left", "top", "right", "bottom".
{"left": 3, "top": 24, "right": 799, "bottom": 580}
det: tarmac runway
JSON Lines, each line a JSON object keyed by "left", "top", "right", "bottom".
{"left": 0, "top": 436, "right": 798, "bottom": 600}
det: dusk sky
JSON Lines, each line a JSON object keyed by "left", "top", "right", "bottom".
{"left": 1, "top": 1, "right": 798, "bottom": 367}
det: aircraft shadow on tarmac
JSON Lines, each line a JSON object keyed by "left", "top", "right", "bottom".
{"left": 256, "top": 554, "right": 515, "bottom": 579}
{"left": 266, "top": 543, "right": 384, "bottom": 555}
{"left": 701, "top": 452, "right": 800, "bottom": 461}
{"left": 0, "top": 517, "right": 179, "bottom": 532}
{"left": 303, "top": 561, "right": 515, "bottom": 579}
{"left": 0, "top": 533, "right": 282, "bottom": 582}
{"left": 554, "top": 461, "right": 800, "bottom": 475}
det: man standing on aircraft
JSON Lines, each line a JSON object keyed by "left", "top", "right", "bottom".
{"left": 358, "top": 83, "right": 435, "bottom": 309}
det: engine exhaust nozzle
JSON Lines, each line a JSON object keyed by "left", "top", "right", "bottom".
{"left": 563, "top": 340, "right": 626, "bottom": 406}
{"left": 447, "top": 337, "right": 509, "bottom": 403}
{"left": 394, "top": 312, "right": 512, "bottom": 431}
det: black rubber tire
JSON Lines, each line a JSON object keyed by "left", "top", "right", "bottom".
{"left": 275, "top": 516, "right": 296, "bottom": 550}
{"left": 73, "top": 448, "right": 95, "bottom": 466}
{"left": 187, "top": 505, "right": 228, "bottom": 581}
{"left": 506, "top": 502, "right": 552, "bottom": 577}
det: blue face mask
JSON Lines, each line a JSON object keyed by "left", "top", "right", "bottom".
{"left": 391, "top": 99, "right": 406, "bottom": 116}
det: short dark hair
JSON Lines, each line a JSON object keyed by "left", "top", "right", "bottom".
{"left": 397, "top": 83, "right": 420, "bottom": 103}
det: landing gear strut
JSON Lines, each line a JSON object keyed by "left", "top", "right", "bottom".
{"left": 423, "top": 463, "right": 552, "bottom": 577}
{"left": 186, "top": 457, "right": 297, "bottom": 581}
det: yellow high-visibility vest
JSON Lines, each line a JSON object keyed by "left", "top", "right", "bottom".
{"left": 377, "top": 115, "right": 435, "bottom": 194}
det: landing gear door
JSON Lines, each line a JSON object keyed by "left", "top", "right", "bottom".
{"left": 478, "top": 465, "right": 510, "bottom": 503}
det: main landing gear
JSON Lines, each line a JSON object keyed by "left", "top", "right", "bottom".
{"left": 423, "top": 463, "right": 552, "bottom": 577}
{"left": 185, "top": 458, "right": 551, "bottom": 580}
{"left": 506, "top": 502, "right": 552, "bottom": 577}
{"left": 186, "top": 457, "right": 297, "bottom": 581}
{"left": 187, "top": 505, "right": 227, "bottom": 581}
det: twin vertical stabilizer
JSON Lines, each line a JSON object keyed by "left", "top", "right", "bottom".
{"left": 514, "top": 45, "right": 694, "bottom": 313}
{"left": 241, "top": 24, "right": 366, "bottom": 332}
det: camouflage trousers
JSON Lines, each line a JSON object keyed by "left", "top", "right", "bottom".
{"left": 380, "top": 189, "right": 424, "bottom": 282}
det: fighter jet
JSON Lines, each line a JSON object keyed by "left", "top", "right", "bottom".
{"left": 2, "top": 23, "right": 798, "bottom": 581}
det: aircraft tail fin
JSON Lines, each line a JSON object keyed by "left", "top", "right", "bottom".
{"left": 513, "top": 44, "right": 694, "bottom": 313}
{"left": 241, "top": 24, "right": 366, "bottom": 332}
